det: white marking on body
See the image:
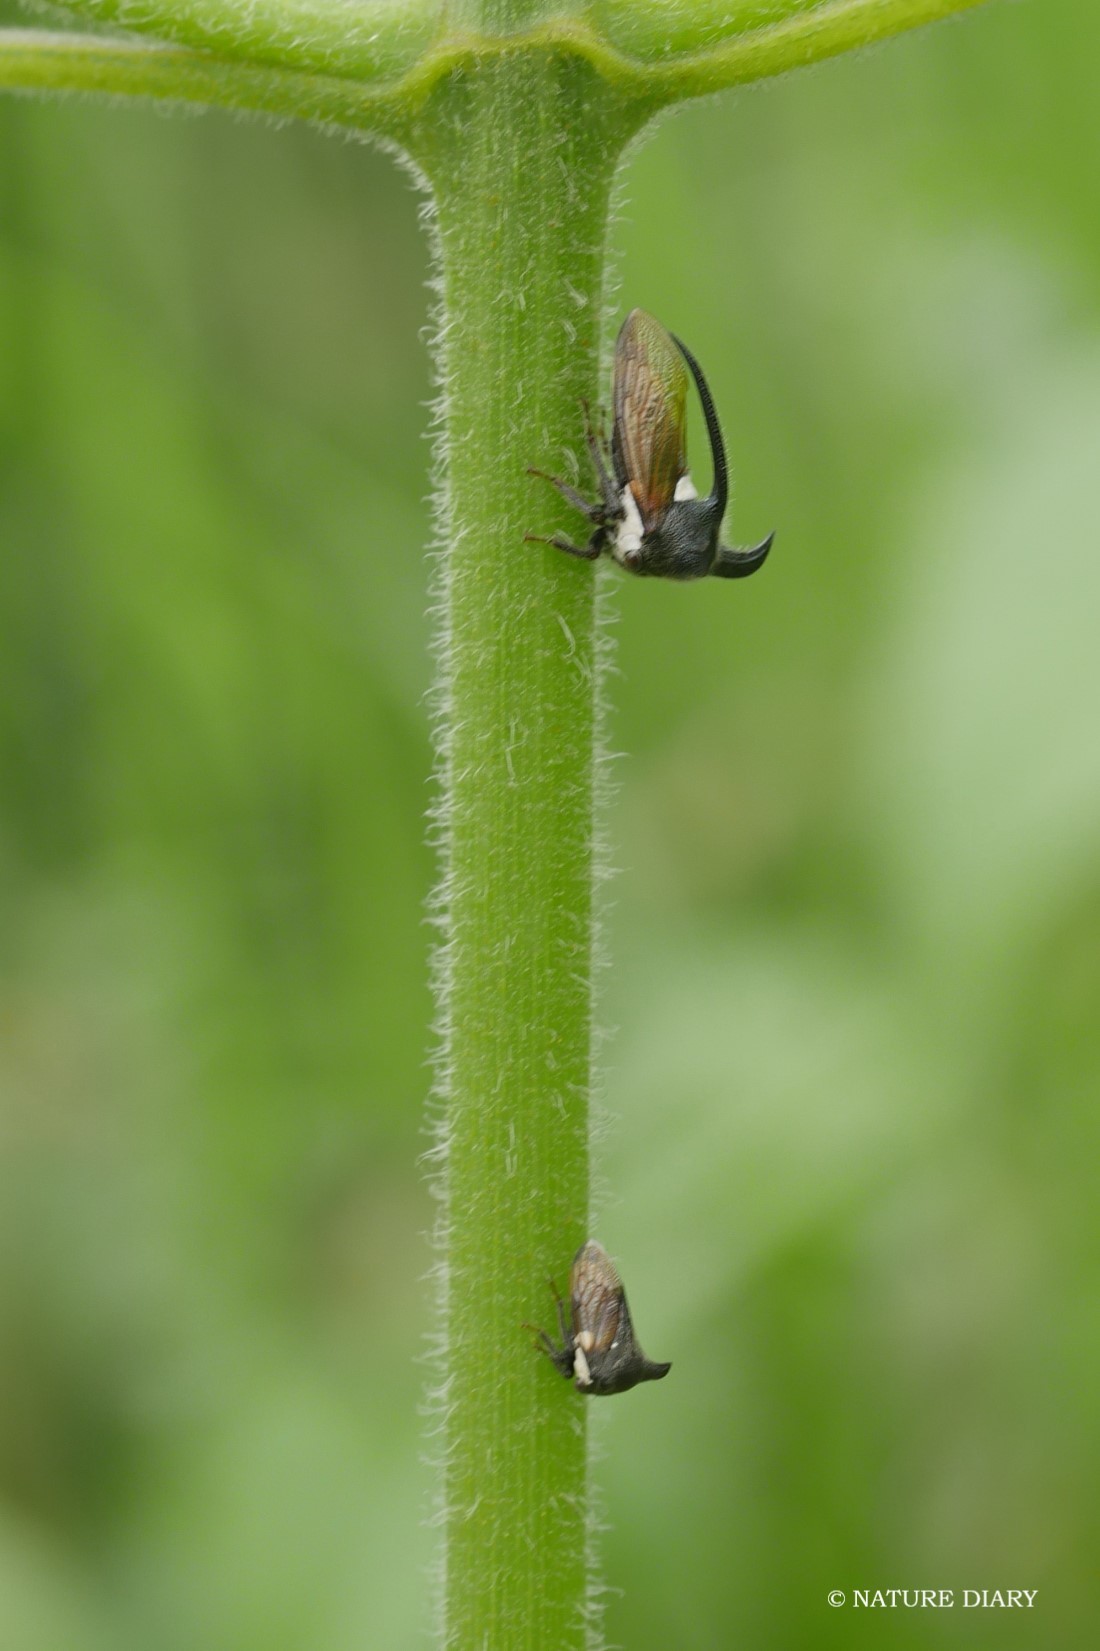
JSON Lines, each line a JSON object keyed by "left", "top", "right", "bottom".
{"left": 613, "top": 486, "right": 644, "bottom": 563}
{"left": 674, "top": 473, "right": 698, "bottom": 502}
{"left": 577, "top": 1330, "right": 595, "bottom": 1353}
{"left": 573, "top": 1346, "right": 592, "bottom": 1387}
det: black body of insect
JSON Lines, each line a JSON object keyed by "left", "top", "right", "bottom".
{"left": 525, "top": 307, "right": 774, "bottom": 580}
{"left": 529, "top": 1240, "right": 671, "bottom": 1396}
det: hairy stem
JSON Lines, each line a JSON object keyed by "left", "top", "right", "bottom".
{"left": 628, "top": 0, "right": 992, "bottom": 97}
{"left": 0, "top": 29, "right": 403, "bottom": 125}
{"left": 417, "top": 57, "right": 636, "bottom": 1651}
{"left": 1, "top": 1, "right": 993, "bottom": 123}
{"left": 44, "top": 0, "right": 437, "bottom": 81}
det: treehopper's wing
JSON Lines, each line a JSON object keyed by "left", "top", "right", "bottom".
{"left": 612, "top": 309, "right": 688, "bottom": 528}
{"left": 570, "top": 1240, "right": 626, "bottom": 1355}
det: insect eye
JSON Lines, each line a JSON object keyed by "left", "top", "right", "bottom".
{"left": 622, "top": 548, "right": 642, "bottom": 571}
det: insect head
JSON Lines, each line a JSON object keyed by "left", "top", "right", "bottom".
{"left": 530, "top": 1240, "right": 671, "bottom": 1396}
{"left": 525, "top": 307, "right": 773, "bottom": 580}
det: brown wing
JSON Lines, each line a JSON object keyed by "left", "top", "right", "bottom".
{"left": 612, "top": 309, "right": 688, "bottom": 528}
{"left": 570, "top": 1241, "right": 625, "bottom": 1355}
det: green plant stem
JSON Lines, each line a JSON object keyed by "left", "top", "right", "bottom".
{"left": 45, "top": 0, "right": 437, "bottom": 81}
{"left": 5, "top": 0, "right": 992, "bottom": 115}
{"left": 0, "top": 29, "right": 401, "bottom": 124}
{"left": 597, "top": 0, "right": 990, "bottom": 75}
{"left": 415, "top": 58, "right": 638, "bottom": 1651}
{"left": 626, "top": 0, "right": 991, "bottom": 95}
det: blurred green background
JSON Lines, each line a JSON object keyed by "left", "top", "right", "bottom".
{"left": 2, "top": 2, "right": 1098, "bottom": 1646}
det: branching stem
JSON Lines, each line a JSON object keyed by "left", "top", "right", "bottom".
{"left": 2, "top": 2, "right": 992, "bottom": 120}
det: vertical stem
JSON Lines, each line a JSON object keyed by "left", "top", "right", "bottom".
{"left": 417, "top": 54, "right": 631, "bottom": 1651}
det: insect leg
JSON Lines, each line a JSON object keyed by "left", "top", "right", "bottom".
{"left": 526, "top": 466, "right": 606, "bottom": 523}
{"left": 522, "top": 1276, "right": 575, "bottom": 1380}
{"left": 580, "top": 400, "right": 623, "bottom": 520}
{"left": 523, "top": 1324, "right": 559, "bottom": 1357}
{"left": 549, "top": 1277, "right": 572, "bottom": 1346}
{"left": 523, "top": 530, "right": 604, "bottom": 562}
